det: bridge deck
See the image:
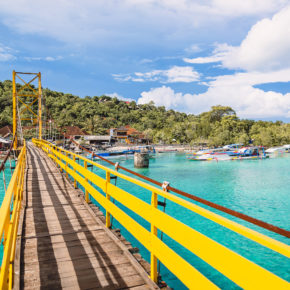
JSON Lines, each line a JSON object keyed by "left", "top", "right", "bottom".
{"left": 19, "top": 144, "right": 157, "bottom": 290}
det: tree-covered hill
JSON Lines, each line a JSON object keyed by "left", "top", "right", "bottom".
{"left": 1, "top": 80, "right": 289, "bottom": 146}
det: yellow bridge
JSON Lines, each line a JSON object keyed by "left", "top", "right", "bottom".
{"left": 0, "top": 139, "right": 289, "bottom": 289}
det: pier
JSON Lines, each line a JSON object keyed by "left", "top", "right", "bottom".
{"left": 17, "top": 144, "right": 156, "bottom": 289}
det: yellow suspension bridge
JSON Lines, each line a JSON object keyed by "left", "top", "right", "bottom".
{"left": 0, "top": 72, "right": 289, "bottom": 289}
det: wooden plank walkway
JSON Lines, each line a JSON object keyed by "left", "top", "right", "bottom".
{"left": 19, "top": 144, "right": 158, "bottom": 290}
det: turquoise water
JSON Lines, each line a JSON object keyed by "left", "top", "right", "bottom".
{"left": 89, "top": 153, "right": 290, "bottom": 289}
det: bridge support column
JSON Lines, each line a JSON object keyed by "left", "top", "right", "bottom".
{"left": 134, "top": 152, "right": 149, "bottom": 168}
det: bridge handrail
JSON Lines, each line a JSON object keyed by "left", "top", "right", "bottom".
{"left": 0, "top": 141, "right": 26, "bottom": 289}
{"left": 33, "top": 139, "right": 290, "bottom": 289}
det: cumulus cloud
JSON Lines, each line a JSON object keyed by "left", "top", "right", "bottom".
{"left": 0, "top": 43, "right": 15, "bottom": 61}
{"left": 24, "top": 56, "right": 63, "bottom": 62}
{"left": 222, "top": 5, "right": 290, "bottom": 71}
{"left": 113, "top": 66, "right": 200, "bottom": 83}
{"left": 137, "top": 69, "right": 290, "bottom": 119}
{"left": 184, "top": 5, "right": 290, "bottom": 72}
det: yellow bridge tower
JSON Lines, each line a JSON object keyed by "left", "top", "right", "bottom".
{"left": 12, "top": 71, "right": 42, "bottom": 149}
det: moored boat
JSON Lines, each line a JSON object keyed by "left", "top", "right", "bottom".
{"left": 231, "top": 146, "right": 268, "bottom": 160}
{"left": 265, "top": 146, "right": 286, "bottom": 155}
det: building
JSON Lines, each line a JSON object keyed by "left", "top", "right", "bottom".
{"left": 84, "top": 135, "right": 116, "bottom": 146}
{"left": 61, "top": 126, "right": 88, "bottom": 140}
{"left": 0, "top": 125, "right": 13, "bottom": 138}
{"left": 109, "top": 125, "right": 150, "bottom": 144}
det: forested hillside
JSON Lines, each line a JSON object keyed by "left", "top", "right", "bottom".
{"left": 1, "top": 80, "right": 289, "bottom": 146}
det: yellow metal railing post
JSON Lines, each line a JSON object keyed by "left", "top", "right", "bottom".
{"left": 73, "top": 155, "right": 77, "bottom": 188}
{"left": 59, "top": 148, "right": 63, "bottom": 173}
{"left": 150, "top": 191, "right": 158, "bottom": 283}
{"left": 65, "top": 152, "right": 69, "bottom": 179}
{"left": 105, "top": 171, "right": 111, "bottom": 228}
{"left": 84, "top": 160, "right": 89, "bottom": 203}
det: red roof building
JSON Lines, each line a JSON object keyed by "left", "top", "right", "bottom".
{"left": 109, "top": 125, "right": 149, "bottom": 144}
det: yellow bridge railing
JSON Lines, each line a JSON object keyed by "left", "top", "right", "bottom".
{"left": 32, "top": 139, "right": 290, "bottom": 289}
{"left": 0, "top": 141, "right": 26, "bottom": 289}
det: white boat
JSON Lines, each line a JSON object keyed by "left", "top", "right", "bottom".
{"left": 265, "top": 146, "right": 286, "bottom": 154}
{"left": 283, "top": 144, "right": 290, "bottom": 153}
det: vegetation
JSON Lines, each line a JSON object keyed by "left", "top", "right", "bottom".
{"left": 1, "top": 80, "right": 289, "bottom": 146}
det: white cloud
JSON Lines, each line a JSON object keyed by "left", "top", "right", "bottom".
{"left": 113, "top": 66, "right": 200, "bottom": 83}
{"left": 0, "top": 1, "right": 287, "bottom": 45}
{"left": 0, "top": 43, "right": 15, "bottom": 61}
{"left": 210, "top": 0, "right": 288, "bottom": 16}
{"left": 24, "top": 56, "right": 63, "bottom": 62}
{"left": 222, "top": 5, "right": 290, "bottom": 71}
{"left": 137, "top": 69, "right": 290, "bottom": 119}
{"left": 184, "top": 43, "right": 232, "bottom": 64}
{"left": 185, "top": 5, "right": 290, "bottom": 71}
{"left": 184, "top": 44, "right": 202, "bottom": 54}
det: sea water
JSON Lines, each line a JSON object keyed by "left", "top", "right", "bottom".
{"left": 90, "top": 153, "right": 290, "bottom": 289}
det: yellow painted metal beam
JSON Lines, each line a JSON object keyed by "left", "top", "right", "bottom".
{"left": 12, "top": 70, "right": 17, "bottom": 149}
{"left": 16, "top": 74, "right": 38, "bottom": 94}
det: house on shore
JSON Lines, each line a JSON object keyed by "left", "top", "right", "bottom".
{"left": 0, "top": 125, "right": 13, "bottom": 139}
{"left": 61, "top": 126, "right": 88, "bottom": 140}
{"left": 109, "top": 125, "right": 150, "bottom": 144}
{"left": 84, "top": 135, "right": 116, "bottom": 146}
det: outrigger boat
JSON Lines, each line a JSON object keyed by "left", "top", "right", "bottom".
{"left": 188, "top": 145, "right": 267, "bottom": 161}
{"left": 265, "top": 145, "right": 289, "bottom": 155}
{"left": 187, "top": 144, "right": 243, "bottom": 161}
{"left": 231, "top": 146, "right": 268, "bottom": 160}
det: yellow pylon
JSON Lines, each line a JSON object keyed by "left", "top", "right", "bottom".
{"left": 12, "top": 71, "right": 42, "bottom": 149}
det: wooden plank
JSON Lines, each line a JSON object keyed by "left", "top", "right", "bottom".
{"left": 19, "top": 144, "right": 158, "bottom": 290}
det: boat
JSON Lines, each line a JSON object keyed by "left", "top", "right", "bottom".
{"left": 188, "top": 146, "right": 268, "bottom": 161}
{"left": 265, "top": 146, "right": 286, "bottom": 155}
{"left": 283, "top": 144, "right": 290, "bottom": 153}
{"left": 231, "top": 146, "right": 268, "bottom": 160}
{"left": 87, "top": 149, "right": 137, "bottom": 159}
{"left": 187, "top": 144, "right": 242, "bottom": 161}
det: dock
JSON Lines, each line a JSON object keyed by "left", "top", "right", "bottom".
{"left": 18, "top": 144, "right": 157, "bottom": 289}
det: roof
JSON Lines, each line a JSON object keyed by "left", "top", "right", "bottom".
{"left": 116, "top": 125, "right": 130, "bottom": 131}
{"left": 0, "top": 125, "right": 12, "bottom": 137}
{"left": 62, "top": 126, "right": 88, "bottom": 136}
{"left": 84, "top": 135, "right": 111, "bottom": 141}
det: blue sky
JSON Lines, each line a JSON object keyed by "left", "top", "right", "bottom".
{"left": 0, "top": 0, "right": 289, "bottom": 121}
